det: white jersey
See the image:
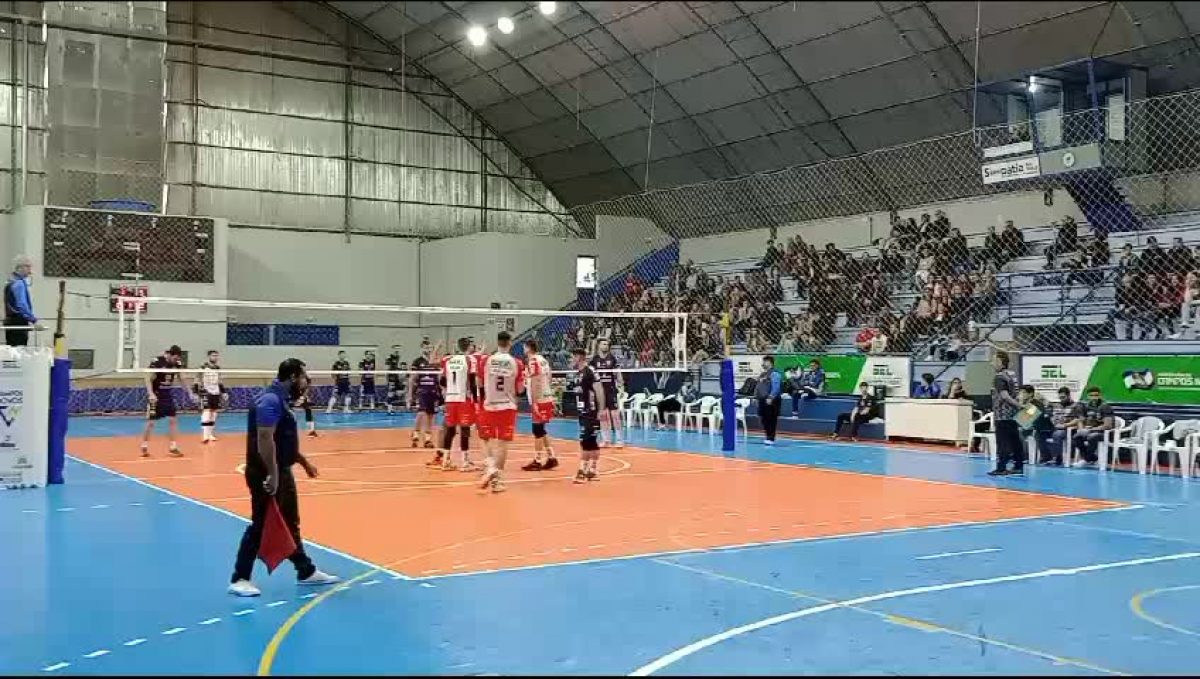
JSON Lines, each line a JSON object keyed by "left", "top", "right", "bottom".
{"left": 480, "top": 351, "right": 525, "bottom": 412}
{"left": 440, "top": 354, "right": 475, "bottom": 404}
{"left": 200, "top": 362, "right": 222, "bottom": 395}
{"left": 526, "top": 354, "right": 555, "bottom": 405}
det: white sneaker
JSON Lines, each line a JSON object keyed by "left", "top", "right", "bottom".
{"left": 298, "top": 570, "right": 341, "bottom": 586}
{"left": 1071, "top": 459, "right": 1090, "bottom": 468}
{"left": 228, "top": 579, "right": 261, "bottom": 597}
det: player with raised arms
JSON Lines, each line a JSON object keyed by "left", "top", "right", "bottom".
{"left": 591, "top": 338, "right": 624, "bottom": 447}
{"left": 408, "top": 353, "right": 440, "bottom": 450}
{"left": 326, "top": 351, "right": 352, "bottom": 414}
{"left": 195, "top": 349, "right": 228, "bottom": 444}
{"left": 478, "top": 331, "right": 525, "bottom": 494}
{"left": 358, "top": 350, "right": 377, "bottom": 411}
{"left": 432, "top": 337, "right": 478, "bottom": 471}
{"left": 521, "top": 338, "right": 558, "bottom": 471}
{"left": 572, "top": 348, "right": 605, "bottom": 483}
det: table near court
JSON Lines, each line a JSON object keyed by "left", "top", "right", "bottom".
{"left": 883, "top": 397, "right": 974, "bottom": 445}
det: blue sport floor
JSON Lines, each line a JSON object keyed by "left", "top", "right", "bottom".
{"left": 5, "top": 412, "right": 1200, "bottom": 675}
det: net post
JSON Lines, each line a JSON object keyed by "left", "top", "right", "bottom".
{"left": 48, "top": 280, "right": 68, "bottom": 485}
{"left": 720, "top": 358, "right": 735, "bottom": 452}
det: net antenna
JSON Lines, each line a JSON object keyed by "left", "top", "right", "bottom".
{"left": 115, "top": 296, "right": 689, "bottom": 377}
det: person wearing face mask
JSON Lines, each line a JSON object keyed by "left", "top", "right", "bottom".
{"left": 1035, "top": 387, "right": 1075, "bottom": 466}
{"left": 832, "top": 382, "right": 880, "bottom": 441}
{"left": 1065, "top": 386, "right": 1115, "bottom": 468}
{"left": 228, "top": 359, "right": 340, "bottom": 597}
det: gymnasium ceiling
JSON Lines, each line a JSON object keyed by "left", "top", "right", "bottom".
{"left": 321, "top": 1, "right": 1200, "bottom": 207}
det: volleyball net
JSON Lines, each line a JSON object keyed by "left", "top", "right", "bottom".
{"left": 69, "top": 295, "right": 689, "bottom": 415}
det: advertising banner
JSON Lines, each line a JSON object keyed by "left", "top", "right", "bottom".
{"left": 729, "top": 354, "right": 912, "bottom": 395}
{"left": 0, "top": 347, "right": 52, "bottom": 489}
{"left": 1022, "top": 354, "right": 1200, "bottom": 405}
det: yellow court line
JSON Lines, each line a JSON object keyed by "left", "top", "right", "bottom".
{"left": 654, "top": 559, "right": 1127, "bottom": 676}
{"left": 1130, "top": 585, "right": 1200, "bottom": 638}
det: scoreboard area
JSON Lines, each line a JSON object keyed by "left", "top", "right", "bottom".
{"left": 43, "top": 207, "right": 215, "bottom": 283}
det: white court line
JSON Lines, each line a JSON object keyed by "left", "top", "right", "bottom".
{"left": 122, "top": 638, "right": 147, "bottom": 647}
{"left": 631, "top": 551, "right": 1200, "bottom": 676}
{"left": 41, "top": 662, "right": 70, "bottom": 672}
{"left": 82, "top": 650, "right": 110, "bottom": 659}
{"left": 915, "top": 547, "right": 1002, "bottom": 560}
{"left": 67, "top": 456, "right": 412, "bottom": 581}
{"left": 420, "top": 503, "right": 1142, "bottom": 582}
{"left": 161, "top": 627, "right": 185, "bottom": 636}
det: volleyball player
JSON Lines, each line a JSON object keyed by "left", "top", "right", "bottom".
{"left": 326, "top": 351, "right": 352, "bottom": 414}
{"left": 478, "top": 331, "right": 524, "bottom": 494}
{"left": 140, "top": 345, "right": 185, "bottom": 458}
{"left": 384, "top": 345, "right": 403, "bottom": 415}
{"left": 521, "top": 339, "right": 558, "bottom": 471}
{"left": 409, "top": 356, "right": 440, "bottom": 450}
{"left": 358, "top": 350, "right": 377, "bottom": 411}
{"left": 195, "top": 349, "right": 228, "bottom": 444}
{"left": 591, "top": 339, "right": 624, "bottom": 447}
{"left": 432, "top": 337, "right": 477, "bottom": 471}
{"left": 572, "top": 348, "right": 604, "bottom": 483}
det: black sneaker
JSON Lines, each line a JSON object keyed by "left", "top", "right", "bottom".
{"left": 573, "top": 470, "right": 587, "bottom": 484}
{"left": 585, "top": 469, "right": 598, "bottom": 482}
{"left": 423, "top": 441, "right": 435, "bottom": 449}
{"left": 543, "top": 457, "right": 559, "bottom": 470}
{"left": 522, "top": 459, "right": 544, "bottom": 472}
{"left": 987, "top": 469, "right": 1009, "bottom": 477}
{"left": 1008, "top": 468, "right": 1024, "bottom": 476}
{"left": 307, "top": 430, "right": 319, "bottom": 438}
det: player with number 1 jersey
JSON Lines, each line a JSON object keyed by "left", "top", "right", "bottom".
{"left": 432, "top": 338, "right": 479, "bottom": 471}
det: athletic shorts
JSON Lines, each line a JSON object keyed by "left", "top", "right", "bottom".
{"left": 478, "top": 408, "right": 518, "bottom": 442}
{"left": 578, "top": 415, "right": 600, "bottom": 450}
{"left": 531, "top": 401, "right": 555, "bottom": 425}
{"left": 418, "top": 394, "right": 438, "bottom": 415}
{"left": 361, "top": 379, "right": 375, "bottom": 393}
{"left": 335, "top": 379, "right": 351, "bottom": 396}
{"left": 147, "top": 392, "right": 177, "bottom": 421}
{"left": 601, "top": 383, "right": 618, "bottom": 411}
{"left": 202, "top": 393, "right": 223, "bottom": 411}
{"left": 444, "top": 401, "right": 476, "bottom": 427}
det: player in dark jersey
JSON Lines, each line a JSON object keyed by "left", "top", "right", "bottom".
{"left": 326, "top": 351, "right": 352, "bottom": 414}
{"left": 384, "top": 346, "right": 403, "bottom": 414}
{"left": 408, "top": 356, "right": 441, "bottom": 449}
{"left": 297, "top": 384, "right": 318, "bottom": 437}
{"left": 358, "top": 350, "right": 377, "bottom": 411}
{"left": 590, "top": 339, "right": 624, "bottom": 448}
{"left": 140, "top": 344, "right": 185, "bottom": 457}
{"left": 572, "top": 348, "right": 604, "bottom": 483}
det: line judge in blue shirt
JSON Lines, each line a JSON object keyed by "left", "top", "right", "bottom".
{"left": 4, "top": 254, "right": 38, "bottom": 346}
{"left": 229, "top": 358, "right": 341, "bottom": 597}
{"left": 755, "top": 355, "right": 783, "bottom": 446}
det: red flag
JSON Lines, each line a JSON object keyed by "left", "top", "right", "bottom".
{"left": 258, "top": 498, "right": 297, "bottom": 574}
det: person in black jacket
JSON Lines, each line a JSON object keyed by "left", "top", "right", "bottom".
{"left": 832, "top": 382, "right": 880, "bottom": 441}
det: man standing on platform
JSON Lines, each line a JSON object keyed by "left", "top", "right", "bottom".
{"left": 229, "top": 358, "right": 340, "bottom": 597}
{"left": 756, "top": 356, "right": 783, "bottom": 446}
{"left": 3, "top": 255, "right": 38, "bottom": 346}
{"left": 987, "top": 352, "right": 1025, "bottom": 477}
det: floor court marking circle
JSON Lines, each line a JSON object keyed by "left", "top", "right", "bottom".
{"left": 1129, "top": 584, "right": 1200, "bottom": 638}
{"left": 630, "top": 552, "right": 1200, "bottom": 676}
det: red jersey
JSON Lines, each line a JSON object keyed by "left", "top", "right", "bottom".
{"left": 479, "top": 351, "right": 525, "bottom": 412}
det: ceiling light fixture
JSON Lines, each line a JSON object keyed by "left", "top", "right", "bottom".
{"left": 497, "top": 16, "right": 514, "bottom": 34}
{"left": 467, "top": 25, "right": 487, "bottom": 46}
{"left": 539, "top": 1, "right": 557, "bottom": 16}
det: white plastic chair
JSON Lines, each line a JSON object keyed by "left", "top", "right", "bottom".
{"left": 622, "top": 393, "right": 647, "bottom": 429}
{"left": 733, "top": 398, "right": 750, "bottom": 435}
{"left": 1151, "top": 420, "right": 1200, "bottom": 477}
{"left": 673, "top": 396, "right": 702, "bottom": 432}
{"left": 968, "top": 412, "right": 995, "bottom": 460}
{"left": 616, "top": 391, "right": 634, "bottom": 425}
{"left": 1105, "top": 416, "right": 1163, "bottom": 474}
{"left": 687, "top": 396, "right": 720, "bottom": 434}
{"left": 638, "top": 393, "right": 665, "bottom": 430}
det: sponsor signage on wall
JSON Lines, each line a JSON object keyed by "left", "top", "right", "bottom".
{"left": 981, "top": 155, "right": 1042, "bottom": 185}
{"left": 729, "top": 354, "right": 912, "bottom": 395}
{"left": 1022, "top": 354, "right": 1200, "bottom": 405}
{"left": 0, "top": 348, "right": 52, "bottom": 489}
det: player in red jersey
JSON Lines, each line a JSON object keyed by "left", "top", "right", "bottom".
{"left": 477, "top": 331, "right": 525, "bottom": 494}
{"left": 521, "top": 338, "right": 559, "bottom": 471}
{"left": 432, "top": 337, "right": 478, "bottom": 471}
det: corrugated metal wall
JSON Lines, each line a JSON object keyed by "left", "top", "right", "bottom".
{"left": 161, "top": 1, "right": 572, "bottom": 238}
{"left": 0, "top": 1, "right": 573, "bottom": 240}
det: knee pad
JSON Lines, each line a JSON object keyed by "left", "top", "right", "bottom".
{"left": 532, "top": 422, "right": 547, "bottom": 439}
{"left": 441, "top": 427, "right": 457, "bottom": 450}
{"left": 459, "top": 426, "right": 472, "bottom": 450}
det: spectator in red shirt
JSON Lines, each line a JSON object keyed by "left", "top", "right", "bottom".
{"left": 855, "top": 326, "right": 878, "bottom": 353}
